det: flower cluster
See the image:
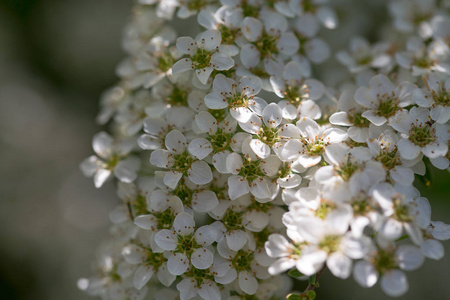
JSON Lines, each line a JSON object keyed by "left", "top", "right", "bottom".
{"left": 80, "top": 0, "right": 449, "bottom": 299}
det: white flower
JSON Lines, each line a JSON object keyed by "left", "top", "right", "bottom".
{"left": 337, "top": 37, "right": 392, "bottom": 73}
{"left": 280, "top": 117, "right": 348, "bottom": 168}
{"left": 390, "top": 107, "right": 448, "bottom": 161}
{"left": 172, "top": 30, "right": 235, "bottom": 84}
{"left": 155, "top": 212, "right": 216, "bottom": 275}
{"left": 81, "top": 132, "right": 141, "bottom": 188}
{"left": 204, "top": 74, "right": 267, "bottom": 122}
{"left": 353, "top": 244, "right": 424, "bottom": 297}
{"left": 354, "top": 74, "right": 415, "bottom": 126}
{"left": 150, "top": 129, "right": 213, "bottom": 188}
{"left": 412, "top": 73, "right": 450, "bottom": 124}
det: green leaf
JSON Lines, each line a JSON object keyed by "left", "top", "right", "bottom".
{"left": 288, "top": 268, "right": 304, "bottom": 278}
{"left": 308, "top": 274, "right": 316, "bottom": 285}
{"left": 286, "top": 293, "right": 302, "bottom": 300}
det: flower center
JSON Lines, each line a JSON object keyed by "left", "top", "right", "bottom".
{"left": 253, "top": 228, "right": 271, "bottom": 248}
{"left": 186, "top": 0, "right": 208, "bottom": 11}
{"left": 232, "top": 250, "right": 254, "bottom": 272}
{"left": 218, "top": 24, "right": 239, "bottom": 45}
{"left": 305, "top": 139, "right": 325, "bottom": 156}
{"left": 393, "top": 197, "right": 413, "bottom": 222}
{"left": 335, "top": 161, "right": 360, "bottom": 181}
{"left": 154, "top": 209, "right": 176, "bottom": 229}
{"left": 222, "top": 209, "right": 244, "bottom": 231}
{"left": 176, "top": 233, "right": 198, "bottom": 256}
{"left": 315, "top": 201, "right": 335, "bottom": 220}
{"left": 158, "top": 52, "right": 175, "bottom": 73}
{"left": 431, "top": 83, "right": 449, "bottom": 106}
{"left": 319, "top": 235, "right": 342, "bottom": 253}
{"left": 348, "top": 112, "right": 370, "bottom": 127}
{"left": 254, "top": 32, "right": 279, "bottom": 59}
{"left": 144, "top": 247, "right": 165, "bottom": 269}
{"left": 208, "top": 128, "right": 233, "bottom": 153}
{"left": 131, "top": 194, "right": 148, "bottom": 215}
{"left": 185, "top": 267, "right": 215, "bottom": 288}
{"left": 413, "top": 56, "right": 435, "bottom": 69}
{"left": 372, "top": 248, "right": 397, "bottom": 274}
{"left": 191, "top": 48, "right": 212, "bottom": 69}
{"left": 239, "top": 158, "right": 264, "bottom": 182}
{"left": 172, "top": 178, "right": 193, "bottom": 207}
{"left": 376, "top": 148, "right": 401, "bottom": 170}
{"left": 173, "top": 151, "right": 194, "bottom": 174}
{"left": 257, "top": 126, "right": 279, "bottom": 146}
{"left": 409, "top": 125, "right": 435, "bottom": 146}
{"left": 241, "top": 0, "right": 260, "bottom": 18}
{"left": 284, "top": 84, "right": 308, "bottom": 106}
{"left": 376, "top": 97, "right": 400, "bottom": 119}
{"left": 167, "top": 85, "right": 188, "bottom": 107}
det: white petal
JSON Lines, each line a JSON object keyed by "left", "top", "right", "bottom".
{"left": 172, "top": 58, "right": 194, "bottom": 74}
{"left": 241, "top": 17, "right": 263, "bottom": 42}
{"left": 421, "top": 239, "right": 444, "bottom": 260}
{"left": 211, "top": 52, "right": 234, "bottom": 70}
{"left": 165, "top": 130, "right": 186, "bottom": 154}
{"left": 228, "top": 175, "right": 250, "bottom": 200}
{"left": 240, "top": 44, "right": 260, "bottom": 68}
{"left": 396, "top": 245, "right": 424, "bottom": 271}
{"left": 353, "top": 261, "right": 378, "bottom": 288}
{"left": 188, "top": 138, "right": 213, "bottom": 159}
{"left": 176, "top": 278, "right": 197, "bottom": 300}
{"left": 168, "top": 253, "right": 189, "bottom": 276}
{"left": 249, "top": 178, "right": 271, "bottom": 199}
{"left": 188, "top": 160, "right": 213, "bottom": 185}
{"left": 176, "top": 36, "right": 197, "bottom": 55}
{"left": 134, "top": 214, "right": 157, "bottom": 230}
{"left": 173, "top": 212, "right": 195, "bottom": 236}
{"left": 262, "top": 103, "right": 283, "bottom": 128}
{"left": 397, "top": 138, "right": 421, "bottom": 160}
{"left": 164, "top": 171, "right": 183, "bottom": 189}
{"left": 380, "top": 270, "right": 409, "bottom": 297}
{"left": 226, "top": 230, "right": 248, "bottom": 251}
{"left": 192, "top": 190, "right": 219, "bottom": 213}
{"left": 249, "top": 139, "right": 271, "bottom": 159}
{"left": 238, "top": 270, "right": 258, "bottom": 295}
{"left": 155, "top": 229, "right": 178, "bottom": 251}
{"left": 195, "top": 225, "right": 216, "bottom": 246}
{"left": 195, "top": 111, "right": 218, "bottom": 134}
{"left": 198, "top": 281, "right": 220, "bottom": 300}
{"left": 327, "top": 252, "right": 352, "bottom": 279}
{"left": 191, "top": 248, "right": 214, "bottom": 269}
{"left": 133, "top": 265, "right": 154, "bottom": 290}
{"left": 196, "top": 66, "right": 214, "bottom": 85}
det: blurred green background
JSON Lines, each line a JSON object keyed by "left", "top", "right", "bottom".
{"left": 0, "top": 0, "right": 448, "bottom": 299}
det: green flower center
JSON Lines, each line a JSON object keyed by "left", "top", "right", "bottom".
{"left": 348, "top": 112, "right": 370, "bottom": 127}
{"left": 239, "top": 158, "right": 264, "bottom": 182}
{"left": 376, "top": 148, "right": 401, "bottom": 170}
{"left": 253, "top": 228, "right": 272, "bottom": 248}
{"left": 254, "top": 32, "right": 278, "bottom": 59}
{"left": 191, "top": 48, "right": 212, "bottom": 69}
{"left": 172, "top": 178, "right": 193, "bottom": 207}
{"left": 376, "top": 97, "right": 400, "bottom": 119}
{"left": 413, "top": 56, "right": 434, "bottom": 69}
{"left": 173, "top": 151, "right": 194, "bottom": 174}
{"left": 257, "top": 126, "right": 279, "bottom": 146}
{"left": 241, "top": 0, "right": 260, "bottom": 18}
{"left": 232, "top": 250, "right": 254, "bottom": 272}
{"left": 144, "top": 247, "right": 165, "bottom": 269}
{"left": 351, "top": 198, "right": 373, "bottom": 216}
{"left": 219, "top": 24, "right": 239, "bottom": 45}
{"left": 277, "top": 162, "right": 292, "bottom": 179}
{"left": 305, "top": 139, "right": 325, "bottom": 156}
{"left": 393, "top": 198, "right": 413, "bottom": 222}
{"left": 284, "top": 84, "right": 308, "bottom": 106}
{"left": 131, "top": 194, "right": 148, "bottom": 215}
{"left": 372, "top": 248, "right": 397, "bottom": 274}
{"left": 167, "top": 85, "right": 188, "bottom": 107}
{"left": 185, "top": 267, "right": 215, "bottom": 288}
{"left": 228, "top": 91, "right": 251, "bottom": 109}
{"left": 176, "top": 233, "right": 198, "bottom": 256}
{"left": 335, "top": 161, "right": 360, "bottom": 181}
{"left": 153, "top": 209, "right": 176, "bottom": 229}
{"left": 186, "top": 0, "right": 208, "bottom": 11}
{"left": 302, "top": 0, "right": 317, "bottom": 12}
{"left": 316, "top": 201, "right": 335, "bottom": 220}
{"left": 209, "top": 109, "right": 227, "bottom": 123}
{"left": 319, "top": 235, "right": 342, "bottom": 253}
{"left": 208, "top": 128, "right": 233, "bottom": 153}
{"left": 158, "top": 52, "right": 175, "bottom": 73}
{"left": 431, "top": 83, "right": 449, "bottom": 106}
{"left": 222, "top": 209, "right": 244, "bottom": 231}
{"left": 356, "top": 54, "right": 372, "bottom": 66}
{"left": 409, "top": 125, "right": 435, "bottom": 146}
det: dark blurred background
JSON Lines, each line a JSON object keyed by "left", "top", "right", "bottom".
{"left": 0, "top": 0, "right": 448, "bottom": 299}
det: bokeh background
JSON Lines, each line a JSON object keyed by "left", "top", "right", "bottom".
{"left": 0, "top": 0, "right": 448, "bottom": 299}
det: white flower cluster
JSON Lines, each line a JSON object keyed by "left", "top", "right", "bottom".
{"left": 79, "top": 0, "right": 449, "bottom": 299}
